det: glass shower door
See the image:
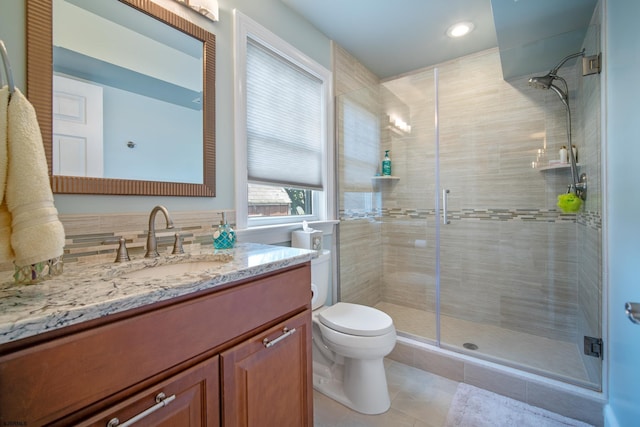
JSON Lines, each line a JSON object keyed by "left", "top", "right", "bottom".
{"left": 376, "top": 72, "right": 438, "bottom": 344}
{"left": 336, "top": 72, "right": 439, "bottom": 345}
{"left": 435, "top": 47, "right": 602, "bottom": 389}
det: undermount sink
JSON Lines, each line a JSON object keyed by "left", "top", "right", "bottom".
{"left": 120, "top": 260, "right": 227, "bottom": 280}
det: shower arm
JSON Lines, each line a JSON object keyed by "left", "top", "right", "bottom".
{"left": 549, "top": 49, "right": 585, "bottom": 78}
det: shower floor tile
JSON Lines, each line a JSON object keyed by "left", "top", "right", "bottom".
{"left": 375, "top": 302, "right": 590, "bottom": 384}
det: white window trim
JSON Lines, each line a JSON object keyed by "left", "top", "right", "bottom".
{"left": 235, "top": 220, "right": 339, "bottom": 246}
{"left": 233, "top": 9, "right": 335, "bottom": 233}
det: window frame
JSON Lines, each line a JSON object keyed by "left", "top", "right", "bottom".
{"left": 233, "top": 10, "right": 334, "bottom": 230}
{"left": 247, "top": 184, "right": 318, "bottom": 227}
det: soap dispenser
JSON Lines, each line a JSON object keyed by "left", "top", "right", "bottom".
{"left": 213, "top": 213, "right": 236, "bottom": 249}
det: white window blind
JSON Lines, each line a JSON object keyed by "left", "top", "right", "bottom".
{"left": 246, "top": 39, "right": 323, "bottom": 190}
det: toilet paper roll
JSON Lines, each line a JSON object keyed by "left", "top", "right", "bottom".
{"left": 311, "top": 283, "right": 319, "bottom": 306}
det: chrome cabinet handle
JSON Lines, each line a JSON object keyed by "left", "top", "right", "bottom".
{"left": 263, "top": 327, "right": 296, "bottom": 348}
{"left": 625, "top": 302, "right": 640, "bottom": 325}
{"left": 442, "top": 189, "right": 450, "bottom": 225}
{"left": 107, "top": 392, "right": 176, "bottom": 427}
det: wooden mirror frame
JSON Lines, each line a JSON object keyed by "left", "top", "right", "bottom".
{"left": 26, "top": 0, "right": 216, "bottom": 196}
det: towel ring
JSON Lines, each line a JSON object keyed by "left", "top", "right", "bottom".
{"left": 0, "top": 39, "right": 16, "bottom": 95}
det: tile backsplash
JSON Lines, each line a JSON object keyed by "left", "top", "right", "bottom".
{"left": 0, "top": 210, "right": 235, "bottom": 271}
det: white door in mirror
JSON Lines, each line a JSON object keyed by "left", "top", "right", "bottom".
{"left": 53, "top": 75, "right": 104, "bottom": 177}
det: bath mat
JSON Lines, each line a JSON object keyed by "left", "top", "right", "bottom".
{"left": 445, "top": 383, "right": 593, "bottom": 427}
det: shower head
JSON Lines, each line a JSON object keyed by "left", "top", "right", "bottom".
{"left": 529, "top": 72, "right": 568, "bottom": 105}
{"left": 529, "top": 75, "right": 568, "bottom": 106}
{"left": 528, "top": 73, "right": 555, "bottom": 90}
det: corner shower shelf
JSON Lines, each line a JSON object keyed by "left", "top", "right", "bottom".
{"left": 538, "top": 163, "right": 582, "bottom": 172}
{"left": 372, "top": 176, "right": 400, "bottom": 181}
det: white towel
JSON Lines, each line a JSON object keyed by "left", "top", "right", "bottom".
{"left": 0, "top": 85, "right": 13, "bottom": 261}
{"left": 6, "top": 88, "right": 65, "bottom": 266}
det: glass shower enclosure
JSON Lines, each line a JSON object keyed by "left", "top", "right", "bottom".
{"left": 336, "top": 43, "right": 602, "bottom": 389}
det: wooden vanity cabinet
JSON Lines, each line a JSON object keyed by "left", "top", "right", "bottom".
{"left": 0, "top": 263, "right": 312, "bottom": 427}
{"left": 222, "top": 310, "right": 312, "bottom": 427}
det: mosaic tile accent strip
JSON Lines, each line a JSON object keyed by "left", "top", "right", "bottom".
{"left": 340, "top": 208, "right": 602, "bottom": 232}
{"left": 0, "top": 211, "right": 236, "bottom": 272}
{"left": 339, "top": 209, "right": 382, "bottom": 220}
{"left": 577, "top": 210, "right": 602, "bottom": 230}
{"left": 62, "top": 225, "right": 229, "bottom": 264}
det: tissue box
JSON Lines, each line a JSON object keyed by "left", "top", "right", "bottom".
{"left": 292, "top": 230, "right": 323, "bottom": 252}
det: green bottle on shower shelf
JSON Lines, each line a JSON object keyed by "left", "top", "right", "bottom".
{"left": 382, "top": 150, "right": 392, "bottom": 176}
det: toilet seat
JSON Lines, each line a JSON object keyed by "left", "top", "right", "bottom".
{"left": 318, "top": 302, "right": 394, "bottom": 337}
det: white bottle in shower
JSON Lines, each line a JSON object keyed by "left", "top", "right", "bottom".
{"left": 559, "top": 146, "right": 568, "bottom": 164}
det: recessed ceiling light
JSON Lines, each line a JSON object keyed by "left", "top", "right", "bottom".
{"left": 446, "top": 21, "right": 475, "bottom": 38}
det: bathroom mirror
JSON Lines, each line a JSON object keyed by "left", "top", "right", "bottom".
{"left": 26, "top": 0, "right": 216, "bottom": 196}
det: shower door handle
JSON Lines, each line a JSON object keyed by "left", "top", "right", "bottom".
{"left": 625, "top": 302, "right": 640, "bottom": 325}
{"left": 442, "top": 189, "right": 450, "bottom": 224}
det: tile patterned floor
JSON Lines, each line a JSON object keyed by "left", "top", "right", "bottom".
{"left": 313, "top": 360, "right": 459, "bottom": 427}
{"left": 313, "top": 359, "right": 596, "bottom": 427}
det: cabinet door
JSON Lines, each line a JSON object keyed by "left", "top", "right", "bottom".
{"left": 79, "top": 356, "right": 220, "bottom": 427}
{"left": 221, "top": 311, "right": 312, "bottom": 427}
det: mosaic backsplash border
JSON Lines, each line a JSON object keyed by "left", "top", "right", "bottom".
{"left": 0, "top": 210, "right": 236, "bottom": 271}
{"left": 340, "top": 208, "right": 602, "bottom": 231}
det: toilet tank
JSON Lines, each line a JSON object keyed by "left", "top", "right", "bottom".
{"left": 311, "top": 250, "right": 331, "bottom": 310}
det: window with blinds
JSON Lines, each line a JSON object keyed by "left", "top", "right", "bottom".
{"left": 234, "top": 10, "right": 331, "bottom": 227}
{"left": 246, "top": 40, "right": 323, "bottom": 190}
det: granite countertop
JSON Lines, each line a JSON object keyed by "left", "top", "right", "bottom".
{"left": 0, "top": 243, "right": 315, "bottom": 346}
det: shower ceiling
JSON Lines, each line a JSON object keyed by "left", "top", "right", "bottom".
{"left": 280, "top": 0, "right": 598, "bottom": 80}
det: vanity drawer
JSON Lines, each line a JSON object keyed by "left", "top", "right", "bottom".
{"left": 78, "top": 356, "right": 219, "bottom": 427}
{"left": 0, "top": 263, "right": 310, "bottom": 426}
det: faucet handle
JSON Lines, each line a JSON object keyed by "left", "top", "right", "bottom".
{"left": 172, "top": 233, "right": 184, "bottom": 255}
{"left": 115, "top": 238, "right": 131, "bottom": 263}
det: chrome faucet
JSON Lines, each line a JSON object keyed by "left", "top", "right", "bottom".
{"left": 145, "top": 205, "right": 174, "bottom": 258}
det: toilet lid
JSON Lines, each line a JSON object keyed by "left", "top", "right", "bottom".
{"left": 318, "top": 302, "right": 394, "bottom": 337}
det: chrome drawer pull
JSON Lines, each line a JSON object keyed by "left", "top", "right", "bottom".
{"left": 263, "top": 327, "right": 296, "bottom": 348}
{"left": 106, "top": 392, "right": 176, "bottom": 427}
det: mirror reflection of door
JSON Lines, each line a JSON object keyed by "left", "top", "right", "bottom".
{"left": 52, "top": 74, "right": 104, "bottom": 177}
{"left": 52, "top": 0, "right": 204, "bottom": 184}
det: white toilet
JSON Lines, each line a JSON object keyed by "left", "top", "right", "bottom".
{"left": 309, "top": 250, "right": 396, "bottom": 415}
